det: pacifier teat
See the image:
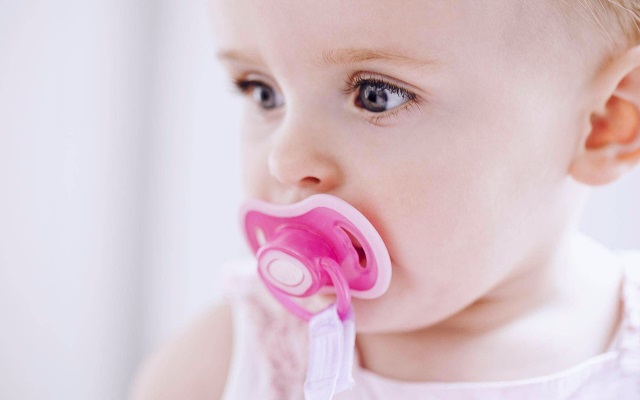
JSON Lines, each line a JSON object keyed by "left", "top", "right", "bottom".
{"left": 239, "top": 194, "right": 392, "bottom": 400}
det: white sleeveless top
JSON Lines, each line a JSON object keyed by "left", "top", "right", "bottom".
{"left": 220, "top": 249, "right": 640, "bottom": 400}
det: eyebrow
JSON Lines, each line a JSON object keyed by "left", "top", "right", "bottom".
{"left": 316, "top": 48, "right": 439, "bottom": 69}
{"left": 216, "top": 49, "right": 262, "bottom": 65}
{"left": 216, "top": 48, "right": 440, "bottom": 70}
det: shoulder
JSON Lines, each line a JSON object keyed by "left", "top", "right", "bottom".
{"left": 128, "top": 302, "right": 234, "bottom": 400}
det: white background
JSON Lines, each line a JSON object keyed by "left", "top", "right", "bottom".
{"left": 0, "top": 1, "right": 638, "bottom": 399}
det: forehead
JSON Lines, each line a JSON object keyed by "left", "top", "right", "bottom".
{"left": 208, "top": 0, "right": 576, "bottom": 95}
{"left": 210, "top": 1, "right": 459, "bottom": 48}
{"left": 209, "top": 0, "right": 544, "bottom": 65}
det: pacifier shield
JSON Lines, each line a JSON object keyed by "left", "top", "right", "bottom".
{"left": 239, "top": 194, "right": 392, "bottom": 300}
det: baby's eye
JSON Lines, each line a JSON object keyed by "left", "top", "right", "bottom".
{"left": 231, "top": 78, "right": 283, "bottom": 110}
{"left": 343, "top": 74, "right": 421, "bottom": 125}
{"left": 351, "top": 76, "right": 415, "bottom": 113}
{"left": 229, "top": 73, "right": 421, "bottom": 125}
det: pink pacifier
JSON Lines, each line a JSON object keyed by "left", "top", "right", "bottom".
{"left": 239, "top": 194, "right": 392, "bottom": 400}
{"left": 240, "top": 193, "right": 392, "bottom": 320}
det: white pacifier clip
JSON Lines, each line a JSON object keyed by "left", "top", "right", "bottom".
{"left": 304, "top": 304, "right": 356, "bottom": 400}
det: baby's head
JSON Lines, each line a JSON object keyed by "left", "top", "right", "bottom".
{"left": 209, "top": 0, "right": 640, "bottom": 333}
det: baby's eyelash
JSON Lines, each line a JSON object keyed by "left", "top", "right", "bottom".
{"left": 229, "top": 76, "right": 281, "bottom": 110}
{"left": 230, "top": 76, "right": 258, "bottom": 94}
{"left": 342, "top": 74, "right": 416, "bottom": 100}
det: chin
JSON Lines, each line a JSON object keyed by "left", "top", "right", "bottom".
{"left": 352, "top": 296, "right": 448, "bottom": 334}
{"left": 351, "top": 298, "right": 404, "bottom": 333}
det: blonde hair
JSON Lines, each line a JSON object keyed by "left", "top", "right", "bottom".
{"left": 563, "top": 0, "right": 640, "bottom": 46}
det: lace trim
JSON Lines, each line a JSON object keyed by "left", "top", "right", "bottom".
{"left": 240, "top": 274, "right": 309, "bottom": 400}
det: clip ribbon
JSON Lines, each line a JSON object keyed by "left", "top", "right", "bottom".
{"left": 304, "top": 304, "right": 356, "bottom": 400}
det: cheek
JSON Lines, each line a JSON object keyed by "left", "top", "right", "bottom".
{"left": 353, "top": 98, "right": 570, "bottom": 331}
{"left": 240, "top": 133, "right": 271, "bottom": 198}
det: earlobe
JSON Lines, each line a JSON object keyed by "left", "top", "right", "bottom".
{"left": 569, "top": 46, "right": 640, "bottom": 186}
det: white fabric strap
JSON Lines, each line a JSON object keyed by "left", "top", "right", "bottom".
{"left": 304, "top": 305, "right": 356, "bottom": 400}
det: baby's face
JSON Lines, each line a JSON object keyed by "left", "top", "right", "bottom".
{"left": 211, "top": 0, "right": 592, "bottom": 332}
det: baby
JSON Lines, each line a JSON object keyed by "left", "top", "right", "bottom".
{"left": 130, "top": 0, "right": 640, "bottom": 399}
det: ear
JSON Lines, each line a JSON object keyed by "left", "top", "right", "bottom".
{"left": 569, "top": 45, "right": 640, "bottom": 186}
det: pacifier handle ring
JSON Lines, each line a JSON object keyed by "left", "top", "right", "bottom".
{"left": 319, "top": 257, "right": 352, "bottom": 320}
{"left": 260, "top": 257, "right": 352, "bottom": 322}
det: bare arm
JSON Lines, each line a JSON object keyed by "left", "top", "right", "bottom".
{"left": 129, "top": 302, "right": 233, "bottom": 400}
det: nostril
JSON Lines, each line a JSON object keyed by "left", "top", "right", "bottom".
{"left": 300, "top": 176, "right": 321, "bottom": 187}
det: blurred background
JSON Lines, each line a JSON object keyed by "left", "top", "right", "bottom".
{"left": 0, "top": 0, "right": 639, "bottom": 399}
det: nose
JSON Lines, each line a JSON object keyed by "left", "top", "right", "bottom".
{"left": 267, "top": 119, "right": 342, "bottom": 194}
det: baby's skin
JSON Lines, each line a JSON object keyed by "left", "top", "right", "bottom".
{"left": 130, "top": 1, "right": 640, "bottom": 398}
